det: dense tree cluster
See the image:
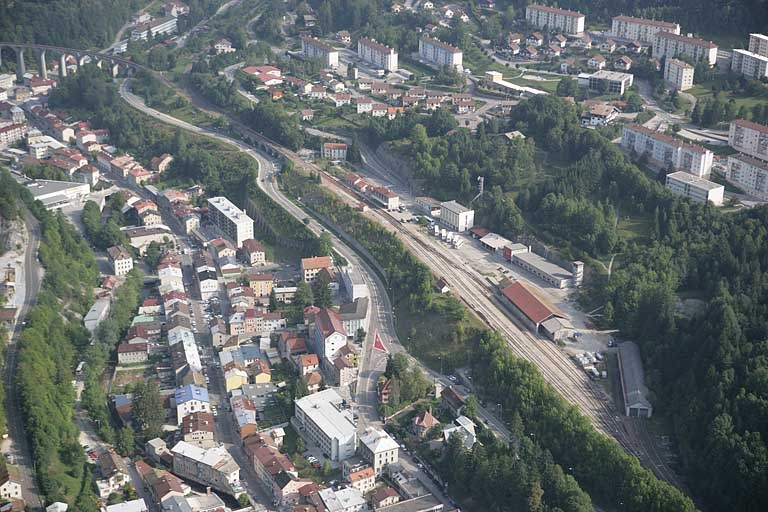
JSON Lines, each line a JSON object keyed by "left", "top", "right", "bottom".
{"left": 81, "top": 199, "right": 128, "bottom": 251}
{"left": 0, "top": 0, "right": 141, "bottom": 48}
{"left": 380, "top": 353, "right": 432, "bottom": 415}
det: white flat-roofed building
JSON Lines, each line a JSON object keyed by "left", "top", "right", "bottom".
{"left": 479, "top": 233, "right": 512, "bottom": 252}
{"left": 618, "top": 342, "right": 653, "bottom": 418}
{"left": 665, "top": 171, "right": 724, "bottom": 206}
{"left": 727, "top": 153, "right": 768, "bottom": 200}
{"left": 301, "top": 36, "right": 340, "bottom": 68}
{"left": 610, "top": 15, "right": 680, "bottom": 44}
{"left": 104, "top": 498, "right": 149, "bottom": 512}
{"left": 731, "top": 49, "right": 768, "bottom": 79}
{"left": 171, "top": 441, "right": 242, "bottom": 497}
{"left": 511, "top": 251, "right": 577, "bottom": 289}
{"left": 342, "top": 265, "right": 368, "bottom": 301}
{"left": 414, "top": 196, "right": 441, "bottom": 217}
{"left": 419, "top": 37, "right": 463, "bottom": 71}
{"left": 357, "top": 38, "right": 398, "bottom": 72}
{"left": 293, "top": 389, "right": 357, "bottom": 461}
{"left": 664, "top": 58, "right": 695, "bottom": 91}
{"left": 584, "top": 70, "right": 634, "bottom": 95}
{"left": 653, "top": 32, "right": 718, "bottom": 66}
{"left": 439, "top": 200, "right": 474, "bottom": 232}
{"left": 729, "top": 119, "right": 768, "bottom": 162}
{"left": 525, "top": 4, "right": 585, "bottom": 35}
{"left": 621, "top": 124, "right": 714, "bottom": 177}
{"left": 749, "top": 33, "right": 768, "bottom": 57}
{"left": 358, "top": 427, "right": 398, "bottom": 475}
{"left": 24, "top": 179, "right": 90, "bottom": 210}
{"left": 318, "top": 487, "right": 368, "bottom": 512}
{"left": 207, "top": 196, "right": 254, "bottom": 248}
{"left": 131, "top": 15, "right": 177, "bottom": 41}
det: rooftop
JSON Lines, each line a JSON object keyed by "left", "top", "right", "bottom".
{"left": 338, "top": 297, "right": 369, "bottom": 320}
{"left": 376, "top": 494, "right": 444, "bottom": 512}
{"left": 170, "top": 441, "right": 240, "bottom": 474}
{"left": 479, "top": 232, "right": 512, "bottom": 250}
{"left": 501, "top": 281, "right": 565, "bottom": 324}
{"left": 732, "top": 118, "right": 768, "bottom": 135}
{"left": 440, "top": 200, "right": 471, "bottom": 214}
{"left": 655, "top": 31, "right": 717, "bottom": 48}
{"left": 667, "top": 58, "right": 694, "bottom": 69}
{"left": 207, "top": 196, "right": 253, "bottom": 225}
{"left": 666, "top": 171, "right": 723, "bottom": 191}
{"left": 612, "top": 15, "right": 679, "bottom": 29}
{"left": 359, "top": 37, "right": 396, "bottom": 54}
{"left": 295, "top": 388, "right": 356, "bottom": 440}
{"left": 527, "top": 3, "right": 584, "bottom": 18}
{"left": 359, "top": 427, "right": 399, "bottom": 454}
{"left": 302, "top": 256, "right": 333, "bottom": 270}
{"left": 618, "top": 341, "right": 652, "bottom": 410}
{"left": 625, "top": 123, "right": 710, "bottom": 155}
{"left": 420, "top": 36, "right": 461, "bottom": 53}
{"left": 174, "top": 384, "right": 210, "bottom": 405}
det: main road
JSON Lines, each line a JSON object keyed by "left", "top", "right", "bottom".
{"left": 3, "top": 211, "right": 44, "bottom": 510}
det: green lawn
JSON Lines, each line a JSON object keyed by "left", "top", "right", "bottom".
{"left": 688, "top": 75, "right": 768, "bottom": 109}
{"left": 617, "top": 216, "right": 653, "bottom": 242}
{"left": 506, "top": 74, "right": 561, "bottom": 94}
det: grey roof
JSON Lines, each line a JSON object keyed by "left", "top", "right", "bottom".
{"left": 513, "top": 251, "right": 573, "bottom": 281}
{"left": 440, "top": 200, "right": 470, "bottom": 214}
{"left": 618, "top": 342, "right": 652, "bottom": 411}
{"left": 541, "top": 316, "right": 573, "bottom": 334}
{"left": 338, "top": 297, "right": 369, "bottom": 320}
{"left": 160, "top": 496, "right": 193, "bottom": 512}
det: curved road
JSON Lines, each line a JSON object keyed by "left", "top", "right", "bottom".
{"left": 3, "top": 211, "right": 44, "bottom": 510}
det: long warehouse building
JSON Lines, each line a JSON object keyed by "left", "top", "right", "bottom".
{"left": 617, "top": 342, "right": 653, "bottom": 418}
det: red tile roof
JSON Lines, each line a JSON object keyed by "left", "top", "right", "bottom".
{"left": 315, "top": 308, "right": 346, "bottom": 338}
{"left": 501, "top": 281, "right": 562, "bottom": 324}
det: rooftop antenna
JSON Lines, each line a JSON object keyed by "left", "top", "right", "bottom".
{"left": 470, "top": 176, "right": 484, "bottom": 205}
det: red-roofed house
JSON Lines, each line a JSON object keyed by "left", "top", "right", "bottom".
{"left": 298, "top": 354, "right": 320, "bottom": 376}
{"left": 311, "top": 308, "right": 347, "bottom": 363}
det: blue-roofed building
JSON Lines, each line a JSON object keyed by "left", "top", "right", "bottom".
{"left": 219, "top": 344, "right": 262, "bottom": 368}
{"left": 175, "top": 384, "right": 211, "bottom": 424}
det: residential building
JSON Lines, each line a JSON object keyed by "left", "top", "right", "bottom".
{"left": 301, "top": 36, "right": 340, "bottom": 68}
{"left": 372, "top": 487, "right": 401, "bottom": 509}
{"left": 171, "top": 442, "right": 242, "bottom": 497}
{"left": 439, "top": 201, "right": 474, "bottom": 232}
{"left": 443, "top": 415, "right": 477, "bottom": 449}
{"left": 610, "top": 15, "right": 680, "bottom": 44}
{"left": 582, "top": 70, "right": 634, "bottom": 95}
{"left": 347, "top": 467, "right": 376, "bottom": 494}
{"left": 175, "top": 384, "right": 211, "bottom": 424}
{"left": 653, "top": 32, "right": 718, "bottom": 66}
{"left": 749, "top": 33, "right": 768, "bottom": 57}
{"left": 164, "top": 1, "right": 190, "bottom": 17}
{"left": 303, "top": 371, "right": 323, "bottom": 394}
{"left": 107, "top": 245, "right": 134, "bottom": 276}
{"left": 181, "top": 411, "right": 216, "bottom": 448}
{"left": 301, "top": 256, "right": 333, "bottom": 283}
{"left": 197, "top": 270, "right": 218, "bottom": 301}
{"left": 312, "top": 308, "right": 348, "bottom": 363}
{"left": 96, "top": 450, "right": 130, "bottom": 499}
{"left": 726, "top": 153, "right": 768, "bottom": 200}
{"left": 103, "top": 499, "right": 148, "bottom": 512}
{"left": 618, "top": 341, "right": 653, "bottom": 418}
{"left": 614, "top": 56, "right": 632, "bottom": 71}
{"left": 730, "top": 119, "right": 768, "bottom": 161}
{"left": 338, "top": 297, "right": 369, "bottom": 338}
{"left": 665, "top": 171, "right": 724, "bottom": 206}
{"left": 341, "top": 265, "right": 368, "bottom": 301}
{"left": 418, "top": 37, "right": 463, "bottom": 71}
{"left": 525, "top": 4, "right": 585, "bottom": 35}
{"left": 412, "top": 409, "right": 440, "bottom": 438}
{"left": 357, "top": 38, "right": 398, "bottom": 72}
{"left": 224, "top": 365, "right": 249, "bottom": 392}
{"left": 299, "top": 354, "right": 320, "bottom": 376}
{"left": 600, "top": 39, "right": 617, "bottom": 53}
{"left": 0, "top": 465, "right": 22, "bottom": 501}
{"left": 358, "top": 427, "right": 398, "bottom": 475}
{"left": 214, "top": 38, "right": 235, "bottom": 54}
{"left": 250, "top": 435, "right": 308, "bottom": 505}
{"left": 0, "top": 123, "right": 27, "bottom": 148}
{"left": 581, "top": 103, "right": 618, "bottom": 126}
{"left": 730, "top": 49, "right": 768, "bottom": 79}
{"left": 150, "top": 153, "right": 174, "bottom": 173}
{"left": 370, "top": 186, "right": 400, "bottom": 210}
{"left": 117, "top": 342, "right": 148, "bottom": 364}
{"left": 318, "top": 487, "right": 368, "bottom": 512}
{"left": 131, "top": 16, "right": 178, "bottom": 41}
{"left": 207, "top": 196, "right": 254, "bottom": 248}
{"left": 664, "top": 58, "right": 695, "bottom": 91}
{"left": 293, "top": 389, "right": 357, "bottom": 461}
{"left": 248, "top": 271, "right": 274, "bottom": 297}
{"left": 322, "top": 142, "right": 348, "bottom": 161}
{"left": 622, "top": 123, "right": 714, "bottom": 177}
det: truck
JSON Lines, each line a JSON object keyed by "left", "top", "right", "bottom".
{"left": 441, "top": 229, "right": 447, "bottom": 240}
{"left": 453, "top": 238, "right": 464, "bottom": 248}
{"left": 433, "top": 225, "right": 440, "bottom": 236}
{"left": 446, "top": 232, "right": 454, "bottom": 243}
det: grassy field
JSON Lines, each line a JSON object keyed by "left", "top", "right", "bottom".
{"left": 617, "top": 215, "right": 653, "bottom": 243}
{"left": 689, "top": 75, "right": 768, "bottom": 109}
{"left": 506, "top": 74, "right": 561, "bottom": 94}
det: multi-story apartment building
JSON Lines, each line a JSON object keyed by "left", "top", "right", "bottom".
{"left": 666, "top": 171, "right": 724, "bottom": 206}
{"left": 653, "top": 32, "right": 718, "bottom": 66}
{"left": 610, "top": 15, "right": 680, "bottom": 44}
{"left": 174, "top": 384, "right": 211, "bottom": 424}
{"left": 664, "top": 58, "right": 695, "bottom": 91}
{"left": 171, "top": 441, "right": 242, "bottom": 497}
{"left": 525, "top": 4, "right": 585, "bottom": 35}
{"left": 749, "top": 33, "right": 768, "bottom": 57}
{"left": 727, "top": 153, "right": 768, "bottom": 200}
{"left": 622, "top": 124, "right": 714, "bottom": 177}
{"left": 207, "top": 196, "right": 254, "bottom": 248}
{"left": 293, "top": 389, "right": 357, "bottom": 461}
{"left": 357, "top": 38, "right": 398, "bottom": 72}
{"left": 731, "top": 49, "right": 768, "bottom": 79}
{"left": 440, "top": 201, "right": 474, "bottom": 232}
{"left": 131, "top": 16, "right": 178, "bottom": 41}
{"left": 729, "top": 119, "right": 768, "bottom": 161}
{"left": 107, "top": 245, "right": 134, "bottom": 276}
{"left": 301, "top": 256, "right": 333, "bottom": 283}
{"left": 321, "top": 142, "right": 348, "bottom": 161}
{"left": 301, "top": 36, "right": 340, "bottom": 68}
{"left": 358, "top": 427, "right": 399, "bottom": 475}
{"left": 419, "top": 36, "right": 463, "bottom": 71}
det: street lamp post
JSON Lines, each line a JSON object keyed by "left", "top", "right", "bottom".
{"left": 497, "top": 403, "right": 503, "bottom": 421}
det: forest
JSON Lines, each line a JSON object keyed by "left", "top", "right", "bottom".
{"left": 0, "top": 0, "right": 141, "bottom": 48}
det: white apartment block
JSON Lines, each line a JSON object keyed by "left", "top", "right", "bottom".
{"left": 171, "top": 442, "right": 242, "bottom": 496}
{"left": 358, "top": 427, "right": 399, "bottom": 475}
{"left": 293, "top": 389, "right": 357, "bottom": 462}
{"left": 419, "top": 37, "right": 463, "bottom": 71}
{"left": 131, "top": 16, "right": 178, "bottom": 41}
{"left": 108, "top": 245, "right": 134, "bottom": 276}
{"left": 207, "top": 196, "right": 254, "bottom": 248}
{"left": 664, "top": 58, "right": 695, "bottom": 91}
{"left": 653, "top": 32, "right": 718, "bottom": 66}
{"left": 357, "top": 38, "right": 398, "bottom": 72}
{"left": 301, "top": 36, "right": 340, "bottom": 68}
{"left": 749, "top": 33, "right": 768, "bottom": 57}
{"left": 610, "top": 15, "right": 680, "bottom": 44}
{"left": 666, "top": 171, "right": 724, "bottom": 206}
{"left": 622, "top": 124, "right": 714, "bottom": 178}
{"left": 727, "top": 153, "right": 768, "bottom": 201}
{"left": 731, "top": 49, "right": 768, "bottom": 80}
{"left": 729, "top": 119, "right": 768, "bottom": 161}
{"left": 440, "top": 201, "right": 474, "bottom": 232}
{"left": 525, "top": 4, "right": 585, "bottom": 35}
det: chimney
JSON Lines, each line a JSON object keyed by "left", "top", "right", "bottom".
{"left": 206, "top": 486, "right": 212, "bottom": 495}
